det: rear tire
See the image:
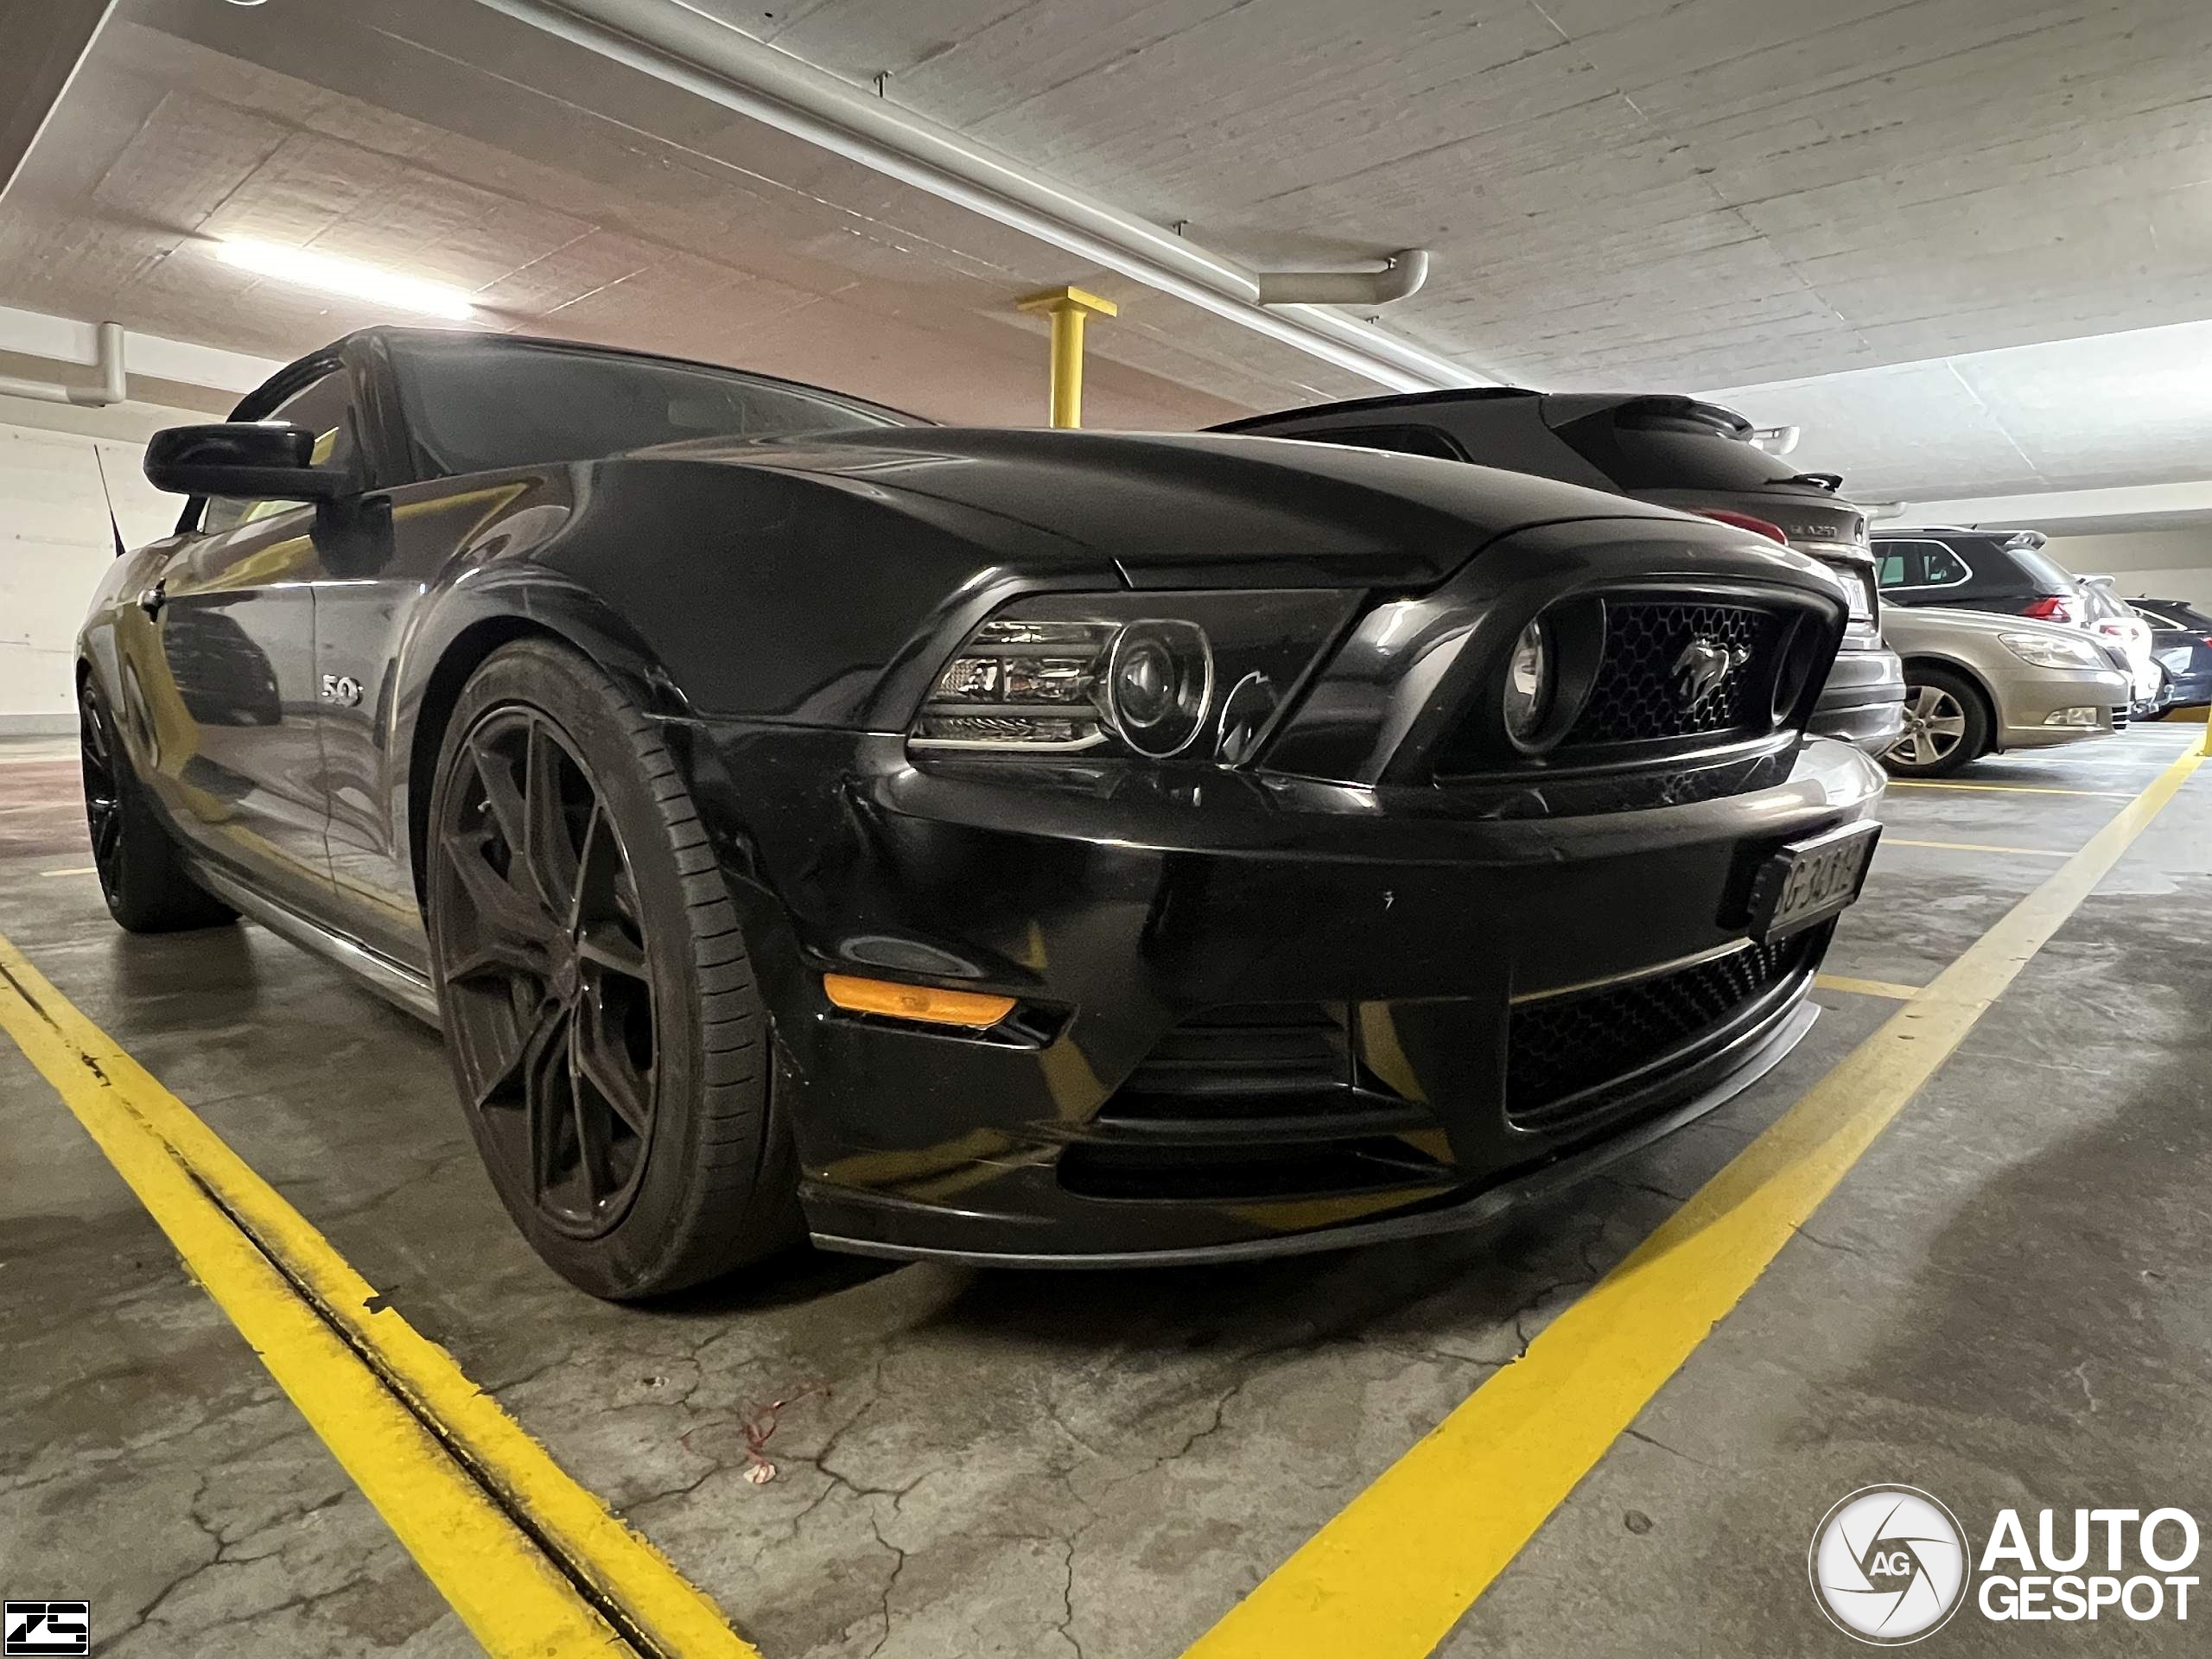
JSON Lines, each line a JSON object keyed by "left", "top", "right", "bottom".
{"left": 1882, "top": 667, "right": 1990, "bottom": 779}
{"left": 79, "top": 677, "right": 238, "bottom": 933}
{"left": 424, "top": 639, "right": 801, "bottom": 1299}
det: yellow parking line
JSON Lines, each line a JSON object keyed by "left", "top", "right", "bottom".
{"left": 1813, "top": 973, "right": 1923, "bottom": 1001}
{"left": 1885, "top": 779, "right": 2133, "bottom": 798}
{"left": 1182, "top": 743, "right": 2204, "bottom": 1659}
{"left": 0, "top": 931, "right": 758, "bottom": 1659}
{"left": 1883, "top": 837, "right": 2072, "bottom": 858}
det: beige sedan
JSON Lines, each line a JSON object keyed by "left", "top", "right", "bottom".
{"left": 1878, "top": 606, "right": 2129, "bottom": 777}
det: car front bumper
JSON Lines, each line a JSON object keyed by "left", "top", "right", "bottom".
{"left": 1811, "top": 635, "right": 1906, "bottom": 754}
{"left": 1990, "top": 663, "right": 2132, "bottom": 749}
{"left": 695, "top": 725, "right": 1885, "bottom": 1264}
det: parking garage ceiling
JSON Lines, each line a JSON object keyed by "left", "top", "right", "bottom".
{"left": 3, "top": 0, "right": 2209, "bottom": 503}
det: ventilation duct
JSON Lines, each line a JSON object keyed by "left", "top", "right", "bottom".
{"left": 466, "top": 0, "right": 1482, "bottom": 392}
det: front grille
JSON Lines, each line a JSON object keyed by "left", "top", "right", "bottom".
{"left": 1562, "top": 601, "right": 1784, "bottom": 747}
{"left": 1505, "top": 933, "right": 1815, "bottom": 1128}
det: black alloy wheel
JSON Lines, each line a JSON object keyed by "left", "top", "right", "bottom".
{"left": 434, "top": 708, "right": 659, "bottom": 1236}
{"left": 81, "top": 687, "right": 123, "bottom": 880}
{"left": 78, "top": 677, "right": 236, "bottom": 932}
{"left": 426, "top": 640, "right": 799, "bottom": 1298}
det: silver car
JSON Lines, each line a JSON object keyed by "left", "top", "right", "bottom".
{"left": 1879, "top": 606, "right": 2128, "bottom": 776}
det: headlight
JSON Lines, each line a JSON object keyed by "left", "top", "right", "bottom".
{"left": 1502, "top": 618, "right": 1551, "bottom": 742}
{"left": 1999, "top": 631, "right": 2101, "bottom": 670}
{"left": 1106, "top": 620, "right": 1212, "bottom": 756}
{"left": 912, "top": 589, "right": 1357, "bottom": 761}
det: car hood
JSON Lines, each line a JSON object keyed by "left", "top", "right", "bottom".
{"left": 648, "top": 427, "right": 1703, "bottom": 586}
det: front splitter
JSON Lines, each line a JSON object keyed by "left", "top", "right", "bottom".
{"left": 810, "top": 996, "right": 1820, "bottom": 1269}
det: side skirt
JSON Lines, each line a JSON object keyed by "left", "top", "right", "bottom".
{"left": 193, "top": 863, "right": 444, "bottom": 1029}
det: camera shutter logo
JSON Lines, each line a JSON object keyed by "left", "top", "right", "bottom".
{"left": 3, "top": 1602, "right": 89, "bottom": 1657}
{"left": 1809, "top": 1487, "right": 1968, "bottom": 1644}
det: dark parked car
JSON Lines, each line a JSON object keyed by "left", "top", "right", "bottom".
{"left": 2130, "top": 597, "right": 2212, "bottom": 709}
{"left": 1871, "top": 525, "right": 2088, "bottom": 622}
{"left": 1212, "top": 390, "right": 1906, "bottom": 753}
{"left": 79, "top": 327, "right": 1882, "bottom": 1297}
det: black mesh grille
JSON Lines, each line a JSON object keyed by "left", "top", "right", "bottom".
{"left": 1563, "top": 601, "right": 1783, "bottom": 747}
{"left": 1506, "top": 934, "right": 1814, "bottom": 1127}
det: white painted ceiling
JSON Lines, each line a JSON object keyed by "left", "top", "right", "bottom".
{"left": 727, "top": 0, "right": 2212, "bottom": 389}
{"left": 4, "top": 0, "right": 2211, "bottom": 512}
{"left": 1709, "top": 316, "right": 2212, "bottom": 505}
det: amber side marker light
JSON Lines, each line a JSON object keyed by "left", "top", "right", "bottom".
{"left": 822, "top": 973, "right": 1016, "bottom": 1028}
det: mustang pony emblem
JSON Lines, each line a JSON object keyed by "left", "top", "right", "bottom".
{"left": 1672, "top": 638, "right": 1750, "bottom": 707}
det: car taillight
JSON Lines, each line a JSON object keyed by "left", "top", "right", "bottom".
{"left": 1694, "top": 508, "right": 1789, "bottom": 544}
{"left": 2021, "top": 596, "right": 2075, "bottom": 624}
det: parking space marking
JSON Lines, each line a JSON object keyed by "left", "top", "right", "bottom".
{"left": 0, "top": 931, "right": 758, "bottom": 1659}
{"left": 1812, "top": 974, "right": 1923, "bottom": 1001}
{"left": 1883, "top": 837, "right": 2072, "bottom": 858}
{"left": 1885, "top": 779, "right": 2135, "bottom": 798}
{"left": 1182, "top": 743, "right": 2204, "bottom": 1659}
{"left": 38, "top": 866, "right": 97, "bottom": 877}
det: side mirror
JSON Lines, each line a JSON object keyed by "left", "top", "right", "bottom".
{"left": 144, "top": 423, "right": 351, "bottom": 501}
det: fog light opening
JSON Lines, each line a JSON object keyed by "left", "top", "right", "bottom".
{"left": 2043, "top": 706, "right": 2101, "bottom": 728}
{"left": 823, "top": 973, "right": 1017, "bottom": 1028}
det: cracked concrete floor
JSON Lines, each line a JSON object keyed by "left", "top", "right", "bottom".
{"left": 2, "top": 725, "right": 2204, "bottom": 1656}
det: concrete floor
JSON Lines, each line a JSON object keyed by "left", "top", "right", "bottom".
{"left": 2, "top": 723, "right": 2207, "bottom": 1656}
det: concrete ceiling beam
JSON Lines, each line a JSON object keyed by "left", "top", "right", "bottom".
{"left": 0, "top": 0, "right": 117, "bottom": 204}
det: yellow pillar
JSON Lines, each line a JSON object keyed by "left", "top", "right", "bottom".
{"left": 1016, "top": 285, "right": 1117, "bottom": 428}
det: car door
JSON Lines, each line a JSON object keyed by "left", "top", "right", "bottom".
{"left": 130, "top": 370, "right": 357, "bottom": 922}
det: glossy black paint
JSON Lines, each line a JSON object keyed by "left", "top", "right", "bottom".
{"left": 80, "top": 328, "right": 1885, "bottom": 1264}
{"left": 1213, "top": 388, "right": 1909, "bottom": 755}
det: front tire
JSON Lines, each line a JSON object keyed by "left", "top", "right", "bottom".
{"left": 79, "top": 677, "right": 237, "bottom": 933}
{"left": 1882, "top": 667, "right": 1989, "bottom": 779}
{"left": 424, "top": 639, "right": 800, "bottom": 1299}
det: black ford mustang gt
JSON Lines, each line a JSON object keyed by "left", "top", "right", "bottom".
{"left": 78, "top": 327, "right": 1884, "bottom": 1298}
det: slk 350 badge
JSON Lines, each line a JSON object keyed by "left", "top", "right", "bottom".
{"left": 320, "top": 674, "right": 363, "bottom": 707}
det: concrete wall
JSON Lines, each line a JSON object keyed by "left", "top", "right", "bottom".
{"left": 0, "top": 392, "right": 191, "bottom": 733}
{"left": 2041, "top": 526, "right": 2212, "bottom": 610}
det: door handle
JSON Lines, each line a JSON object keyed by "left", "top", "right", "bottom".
{"left": 137, "top": 580, "right": 166, "bottom": 621}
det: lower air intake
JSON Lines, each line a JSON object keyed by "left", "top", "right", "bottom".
{"left": 1505, "top": 932, "right": 1816, "bottom": 1129}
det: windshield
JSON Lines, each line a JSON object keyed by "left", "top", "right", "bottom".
{"left": 392, "top": 336, "right": 919, "bottom": 476}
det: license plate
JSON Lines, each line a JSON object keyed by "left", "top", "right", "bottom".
{"left": 1746, "top": 821, "right": 1881, "bottom": 942}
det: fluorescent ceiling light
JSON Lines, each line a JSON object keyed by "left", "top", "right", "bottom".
{"left": 213, "top": 238, "right": 477, "bottom": 321}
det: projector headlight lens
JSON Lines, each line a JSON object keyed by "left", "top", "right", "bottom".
{"left": 1502, "top": 618, "right": 1553, "bottom": 743}
{"left": 1106, "top": 620, "right": 1212, "bottom": 756}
